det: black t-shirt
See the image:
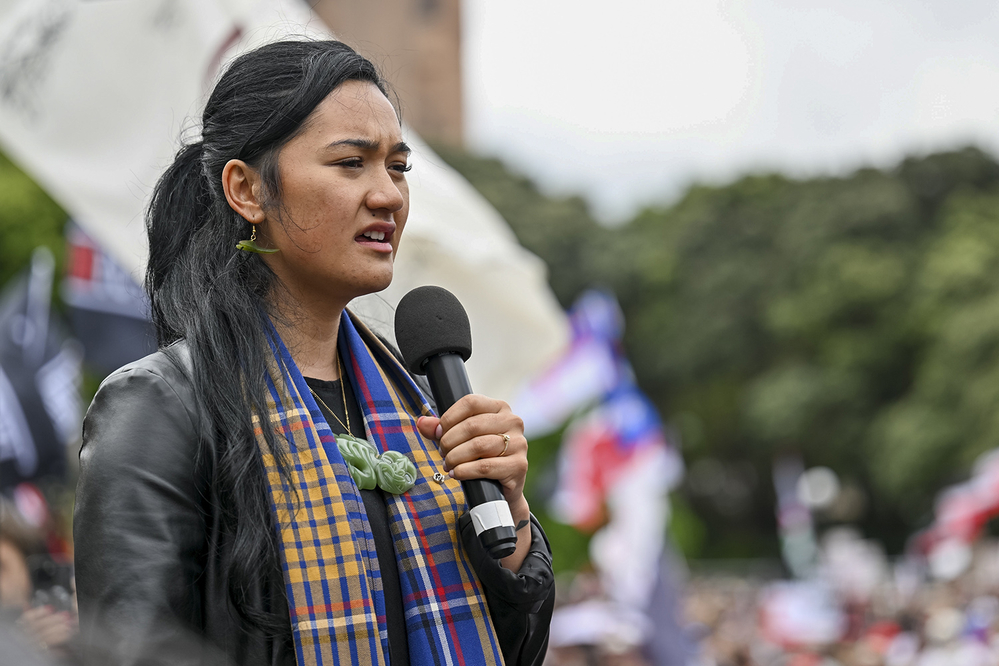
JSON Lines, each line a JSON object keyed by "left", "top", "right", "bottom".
{"left": 304, "top": 374, "right": 410, "bottom": 666}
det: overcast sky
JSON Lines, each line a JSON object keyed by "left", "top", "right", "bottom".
{"left": 461, "top": 0, "right": 999, "bottom": 222}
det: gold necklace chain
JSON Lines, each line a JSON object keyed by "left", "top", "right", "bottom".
{"left": 308, "top": 352, "right": 352, "bottom": 436}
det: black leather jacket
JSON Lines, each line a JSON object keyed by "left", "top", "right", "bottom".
{"left": 74, "top": 342, "right": 555, "bottom": 665}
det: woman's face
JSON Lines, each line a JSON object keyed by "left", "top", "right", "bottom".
{"left": 260, "top": 80, "right": 410, "bottom": 311}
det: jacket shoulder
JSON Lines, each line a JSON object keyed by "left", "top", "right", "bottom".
{"left": 102, "top": 340, "right": 194, "bottom": 386}
{"left": 84, "top": 340, "right": 202, "bottom": 455}
{"left": 97, "top": 340, "right": 197, "bottom": 413}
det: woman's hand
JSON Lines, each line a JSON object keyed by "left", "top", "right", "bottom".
{"left": 417, "top": 394, "right": 533, "bottom": 571}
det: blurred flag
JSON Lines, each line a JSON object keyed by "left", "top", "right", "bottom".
{"left": 913, "top": 449, "right": 999, "bottom": 579}
{"left": 933, "top": 483, "right": 986, "bottom": 546}
{"left": 773, "top": 455, "right": 819, "bottom": 579}
{"left": 0, "top": 248, "right": 82, "bottom": 490}
{"left": 518, "top": 289, "right": 683, "bottom": 529}
{"left": 511, "top": 336, "right": 617, "bottom": 437}
{"left": 526, "top": 290, "right": 684, "bottom": 654}
{"left": 62, "top": 221, "right": 155, "bottom": 375}
{"left": 513, "top": 290, "right": 626, "bottom": 437}
{"left": 550, "top": 386, "right": 679, "bottom": 529}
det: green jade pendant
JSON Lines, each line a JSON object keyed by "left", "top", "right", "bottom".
{"left": 376, "top": 451, "right": 419, "bottom": 495}
{"left": 335, "top": 434, "right": 417, "bottom": 494}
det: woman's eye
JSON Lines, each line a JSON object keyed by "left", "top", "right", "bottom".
{"left": 391, "top": 163, "right": 412, "bottom": 174}
{"left": 337, "top": 158, "right": 363, "bottom": 168}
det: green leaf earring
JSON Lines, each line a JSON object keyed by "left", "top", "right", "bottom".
{"left": 236, "top": 224, "right": 279, "bottom": 254}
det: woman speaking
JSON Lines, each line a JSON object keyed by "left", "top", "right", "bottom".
{"left": 73, "top": 40, "right": 554, "bottom": 666}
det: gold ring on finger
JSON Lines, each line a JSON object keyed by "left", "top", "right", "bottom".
{"left": 500, "top": 433, "right": 510, "bottom": 457}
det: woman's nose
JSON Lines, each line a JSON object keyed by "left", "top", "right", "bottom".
{"left": 366, "top": 170, "right": 406, "bottom": 213}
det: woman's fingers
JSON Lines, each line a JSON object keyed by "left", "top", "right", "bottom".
{"left": 416, "top": 415, "right": 442, "bottom": 441}
{"left": 447, "top": 447, "right": 528, "bottom": 487}
{"left": 440, "top": 413, "right": 521, "bottom": 452}
{"left": 442, "top": 432, "right": 521, "bottom": 470}
{"left": 437, "top": 394, "right": 511, "bottom": 432}
{"left": 437, "top": 397, "right": 523, "bottom": 448}
{"left": 425, "top": 394, "right": 529, "bottom": 504}
{"left": 421, "top": 395, "right": 524, "bottom": 453}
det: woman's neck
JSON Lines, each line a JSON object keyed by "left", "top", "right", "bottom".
{"left": 269, "top": 289, "right": 346, "bottom": 382}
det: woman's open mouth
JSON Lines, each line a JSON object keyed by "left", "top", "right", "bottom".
{"left": 357, "top": 227, "right": 394, "bottom": 252}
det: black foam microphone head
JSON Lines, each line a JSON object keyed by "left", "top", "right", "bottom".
{"left": 394, "top": 286, "right": 473, "bottom": 375}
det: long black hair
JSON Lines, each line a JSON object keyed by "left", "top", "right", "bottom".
{"left": 145, "top": 40, "right": 389, "bottom": 631}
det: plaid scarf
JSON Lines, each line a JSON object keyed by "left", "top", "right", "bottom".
{"left": 254, "top": 311, "right": 504, "bottom": 666}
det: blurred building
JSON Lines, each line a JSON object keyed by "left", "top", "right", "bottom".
{"left": 311, "top": 0, "right": 464, "bottom": 147}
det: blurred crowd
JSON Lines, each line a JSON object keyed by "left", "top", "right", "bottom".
{"left": 683, "top": 558, "right": 999, "bottom": 666}
{"left": 546, "top": 532, "right": 999, "bottom": 666}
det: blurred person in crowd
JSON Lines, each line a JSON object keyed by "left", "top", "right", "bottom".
{"left": 0, "top": 498, "right": 76, "bottom": 658}
{"left": 73, "top": 39, "right": 554, "bottom": 666}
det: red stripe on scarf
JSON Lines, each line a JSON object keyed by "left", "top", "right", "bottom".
{"left": 401, "top": 491, "right": 469, "bottom": 665}
{"left": 346, "top": 353, "right": 391, "bottom": 453}
{"left": 404, "top": 581, "right": 480, "bottom": 604}
{"left": 292, "top": 597, "right": 373, "bottom": 617}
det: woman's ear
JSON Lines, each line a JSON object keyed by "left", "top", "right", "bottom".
{"left": 222, "top": 159, "right": 265, "bottom": 223}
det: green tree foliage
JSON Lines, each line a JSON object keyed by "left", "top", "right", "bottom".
{"left": 876, "top": 190, "right": 999, "bottom": 503}
{"left": 0, "top": 150, "right": 67, "bottom": 286}
{"left": 431, "top": 146, "right": 609, "bottom": 307}
{"left": 438, "top": 145, "right": 999, "bottom": 556}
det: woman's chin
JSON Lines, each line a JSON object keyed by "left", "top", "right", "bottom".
{"left": 351, "top": 270, "right": 395, "bottom": 300}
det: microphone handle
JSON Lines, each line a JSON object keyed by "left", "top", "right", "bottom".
{"left": 424, "top": 353, "right": 518, "bottom": 559}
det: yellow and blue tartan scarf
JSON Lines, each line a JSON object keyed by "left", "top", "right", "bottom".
{"left": 256, "top": 311, "right": 504, "bottom": 666}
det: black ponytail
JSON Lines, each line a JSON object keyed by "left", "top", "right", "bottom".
{"left": 145, "top": 141, "right": 210, "bottom": 343}
{"left": 144, "top": 40, "right": 389, "bottom": 633}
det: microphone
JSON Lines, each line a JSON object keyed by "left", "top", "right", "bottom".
{"left": 395, "top": 286, "right": 518, "bottom": 559}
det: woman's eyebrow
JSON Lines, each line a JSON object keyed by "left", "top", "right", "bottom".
{"left": 324, "top": 138, "right": 412, "bottom": 155}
